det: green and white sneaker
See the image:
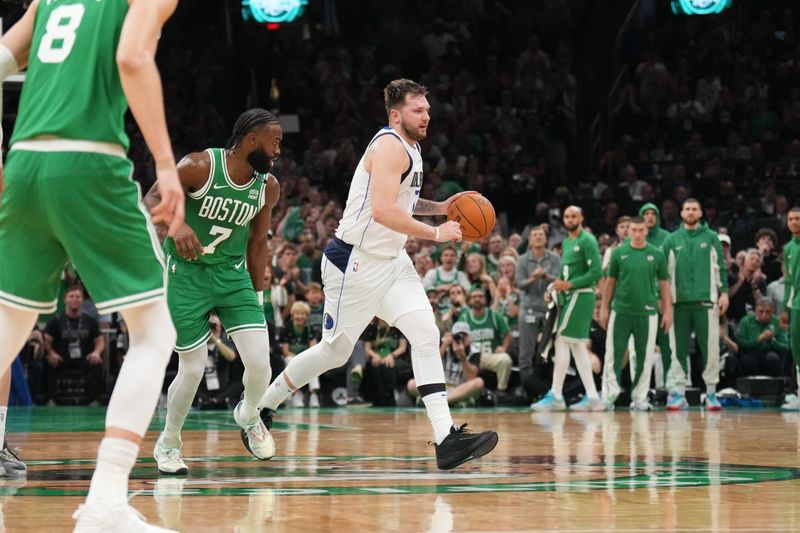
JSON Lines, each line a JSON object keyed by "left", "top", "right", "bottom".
{"left": 153, "top": 434, "right": 188, "bottom": 475}
{"left": 235, "top": 402, "right": 276, "bottom": 460}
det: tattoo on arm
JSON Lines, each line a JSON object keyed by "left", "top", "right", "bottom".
{"left": 413, "top": 199, "right": 440, "bottom": 216}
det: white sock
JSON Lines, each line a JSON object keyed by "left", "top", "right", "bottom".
{"left": 551, "top": 338, "right": 570, "bottom": 398}
{"left": 421, "top": 391, "right": 453, "bottom": 444}
{"left": 0, "top": 407, "right": 6, "bottom": 442}
{"left": 85, "top": 437, "right": 139, "bottom": 507}
{"left": 572, "top": 341, "right": 599, "bottom": 399}
{"left": 707, "top": 385, "right": 716, "bottom": 396}
{"left": 163, "top": 346, "right": 207, "bottom": 448}
{"left": 261, "top": 372, "right": 294, "bottom": 411}
{"left": 260, "top": 335, "right": 354, "bottom": 410}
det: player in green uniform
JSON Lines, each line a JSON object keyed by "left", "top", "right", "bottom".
{"left": 662, "top": 199, "right": 729, "bottom": 411}
{"left": 780, "top": 208, "right": 800, "bottom": 410}
{"left": 144, "top": 109, "right": 281, "bottom": 473}
{"left": 600, "top": 218, "right": 672, "bottom": 411}
{"left": 0, "top": 1, "right": 184, "bottom": 531}
{"left": 640, "top": 202, "right": 673, "bottom": 389}
{"left": 532, "top": 206, "right": 604, "bottom": 411}
{"left": 458, "top": 288, "right": 513, "bottom": 395}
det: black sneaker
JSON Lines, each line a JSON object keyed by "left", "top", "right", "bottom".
{"left": 434, "top": 424, "right": 498, "bottom": 470}
{"left": 239, "top": 408, "right": 275, "bottom": 454}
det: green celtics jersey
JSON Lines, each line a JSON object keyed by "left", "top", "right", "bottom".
{"left": 458, "top": 309, "right": 509, "bottom": 355}
{"left": 607, "top": 242, "right": 668, "bottom": 316}
{"left": 165, "top": 149, "right": 267, "bottom": 265}
{"left": 560, "top": 230, "right": 602, "bottom": 290}
{"left": 11, "top": 0, "right": 130, "bottom": 149}
{"left": 783, "top": 236, "right": 800, "bottom": 311}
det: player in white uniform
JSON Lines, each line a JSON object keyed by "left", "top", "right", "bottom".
{"left": 255, "top": 79, "right": 498, "bottom": 469}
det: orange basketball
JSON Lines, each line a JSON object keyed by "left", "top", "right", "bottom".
{"left": 447, "top": 193, "right": 496, "bottom": 242}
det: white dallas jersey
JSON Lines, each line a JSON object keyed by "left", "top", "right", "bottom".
{"left": 335, "top": 127, "right": 423, "bottom": 258}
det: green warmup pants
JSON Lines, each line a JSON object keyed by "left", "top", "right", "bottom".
{"left": 602, "top": 311, "right": 658, "bottom": 404}
{"left": 667, "top": 301, "right": 719, "bottom": 395}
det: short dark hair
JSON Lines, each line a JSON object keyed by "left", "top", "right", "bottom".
{"left": 682, "top": 198, "right": 702, "bottom": 209}
{"left": 628, "top": 216, "right": 645, "bottom": 225}
{"left": 226, "top": 108, "right": 280, "bottom": 149}
{"left": 65, "top": 284, "right": 83, "bottom": 296}
{"left": 755, "top": 228, "right": 778, "bottom": 245}
{"left": 384, "top": 79, "right": 428, "bottom": 114}
{"left": 789, "top": 206, "right": 800, "bottom": 215}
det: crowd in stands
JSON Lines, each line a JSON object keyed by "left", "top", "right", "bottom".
{"left": 8, "top": 0, "right": 800, "bottom": 409}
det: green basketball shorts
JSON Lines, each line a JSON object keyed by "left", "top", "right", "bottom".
{"left": 0, "top": 148, "right": 165, "bottom": 314}
{"left": 166, "top": 254, "right": 266, "bottom": 353}
{"left": 556, "top": 289, "right": 595, "bottom": 342}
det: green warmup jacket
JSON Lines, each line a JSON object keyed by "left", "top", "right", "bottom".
{"left": 663, "top": 222, "right": 728, "bottom": 304}
{"left": 737, "top": 315, "right": 788, "bottom": 355}
{"left": 639, "top": 203, "right": 671, "bottom": 248}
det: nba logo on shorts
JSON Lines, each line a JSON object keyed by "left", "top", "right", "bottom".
{"left": 352, "top": 262, "right": 359, "bottom": 272}
{"left": 323, "top": 313, "right": 334, "bottom": 330}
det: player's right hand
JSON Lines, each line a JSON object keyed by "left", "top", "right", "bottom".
{"left": 437, "top": 221, "right": 463, "bottom": 243}
{"left": 151, "top": 162, "right": 185, "bottom": 238}
{"left": 598, "top": 309, "right": 609, "bottom": 331}
{"left": 172, "top": 223, "right": 204, "bottom": 261}
{"left": 780, "top": 312, "right": 789, "bottom": 329}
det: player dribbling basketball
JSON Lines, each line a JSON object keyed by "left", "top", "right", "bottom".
{"left": 256, "top": 79, "right": 498, "bottom": 469}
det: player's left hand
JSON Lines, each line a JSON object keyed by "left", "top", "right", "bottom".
{"left": 440, "top": 190, "right": 478, "bottom": 215}
{"left": 660, "top": 310, "right": 673, "bottom": 333}
{"left": 151, "top": 161, "right": 186, "bottom": 237}
{"left": 718, "top": 293, "right": 730, "bottom": 315}
{"left": 87, "top": 352, "right": 103, "bottom": 366}
{"left": 553, "top": 280, "right": 572, "bottom": 292}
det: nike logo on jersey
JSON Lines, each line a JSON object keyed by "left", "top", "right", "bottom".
{"left": 213, "top": 183, "right": 229, "bottom": 190}
{"left": 675, "top": 246, "right": 683, "bottom": 251}
{"left": 621, "top": 255, "right": 629, "bottom": 260}
{"left": 234, "top": 259, "right": 245, "bottom": 270}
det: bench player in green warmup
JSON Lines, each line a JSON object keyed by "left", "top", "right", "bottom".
{"left": 600, "top": 217, "right": 672, "bottom": 411}
{"left": 532, "top": 206, "right": 604, "bottom": 411}
{"left": 780, "top": 207, "right": 800, "bottom": 411}
{"left": 662, "top": 199, "right": 729, "bottom": 411}
{"left": 144, "top": 109, "right": 281, "bottom": 474}
{"left": 0, "top": 1, "right": 184, "bottom": 531}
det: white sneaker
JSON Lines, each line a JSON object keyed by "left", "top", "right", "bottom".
{"left": 153, "top": 434, "right": 187, "bottom": 475}
{"left": 73, "top": 502, "right": 178, "bottom": 532}
{"left": 630, "top": 400, "right": 654, "bottom": 412}
{"left": 309, "top": 393, "right": 320, "bottom": 408}
{"left": 291, "top": 392, "right": 305, "bottom": 408}
{"left": 782, "top": 394, "right": 800, "bottom": 411}
{"left": 234, "top": 402, "right": 275, "bottom": 460}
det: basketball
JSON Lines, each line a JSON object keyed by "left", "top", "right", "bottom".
{"left": 447, "top": 193, "right": 496, "bottom": 241}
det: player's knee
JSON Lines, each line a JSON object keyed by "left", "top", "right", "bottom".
{"left": 396, "top": 311, "right": 439, "bottom": 351}
{"left": 322, "top": 334, "right": 356, "bottom": 366}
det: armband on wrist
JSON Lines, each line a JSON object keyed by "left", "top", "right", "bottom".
{"left": 434, "top": 227, "right": 440, "bottom": 241}
{"left": 257, "top": 291, "right": 264, "bottom": 306}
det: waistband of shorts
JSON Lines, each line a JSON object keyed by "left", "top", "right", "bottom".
{"left": 10, "top": 138, "right": 127, "bottom": 158}
{"left": 568, "top": 288, "right": 594, "bottom": 295}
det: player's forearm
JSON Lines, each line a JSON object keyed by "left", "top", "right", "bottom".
{"left": 373, "top": 204, "right": 437, "bottom": 241}
{"left": 0, "top": 0, "right": 37, "bottom": 73}
{"left": 247, "top": 238, "right": 269, "bottom": 292}
{"left": 602, "top": 278, "right": 616, "bottom": 313}
{"left": 118, "top": 62, "right": 174, "bottom": 164}
{"left": 413, "top": 198, "right": 445, "bottom": 216}
{"left": 117, "top": 2, "right": 175, "bottom": 164}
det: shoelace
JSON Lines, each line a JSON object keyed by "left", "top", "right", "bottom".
{"left": 164, "top": 447, "right": 183, "bottom": 462}
{"left": 247, "top": 422, "right": 266, "bottom": 441}
{"left": 428, "top": 423, "right": 471, "bottom": 446}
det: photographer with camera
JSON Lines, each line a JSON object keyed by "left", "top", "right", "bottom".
{"left": 407, "top": 322, "right": 484, "bottom": 406}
